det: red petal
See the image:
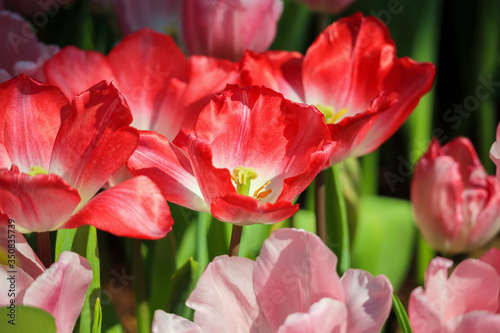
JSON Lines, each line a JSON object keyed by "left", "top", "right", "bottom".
{"left": 44, "top": 46, "right": 115, "bottom": 99}
{"left": 127, "top": 131, "right": 208, "bottom": 212}
{"left": 64, "top": 175, "right": 173, "bottom": 239}
{"left": 0, "top": 166, "right": 80, "bottom": 233}
{"left": 49, "top": 81, "right": 138, "bottom": 204}
{"left": 0, "top": 74, "right": 69, "bottom": 171}
{"left": 210, "top": 193, "right": 299, "bottom": 225}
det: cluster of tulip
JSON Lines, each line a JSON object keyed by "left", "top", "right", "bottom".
{"left": 1, "top": 0, "right": 500, "bottom": 332}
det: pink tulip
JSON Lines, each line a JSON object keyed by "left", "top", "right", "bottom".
{"left": 110, "top": 0, "right": 181, "bottom": 36}
{"left": 0, "top": 226, "right": 93, "bottom": 333}
{"left": 182, "top": 0, "right": 283, "bottom": 61}
{"left": 409, "top": 256, "right": 500, "bottom": 332}
{"left": 411, "top": 137, "right": 500, "bottom": 254}
{"left": 153, "top": 228, "right": 393, "bottom": 332}
{"left": 490, "top": 122, "right": 500, "bottom": 187}
{"left": 0, "top": 11, "right": 59, "bottom": 83}
{"left": 480, "top": 248, "right": 500, "bottom": 313}
{"left": 291, "top": 0, "right": 355, "bottom": 14}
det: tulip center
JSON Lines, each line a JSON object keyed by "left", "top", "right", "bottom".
{"left": 27, "top": 166, "right": 49, "bottom": 177}
{"left": 316, "top": 104, "right": 347, "bottom": 124}
{"left": 231, "top": 166, "right": 272, "bottom": 200}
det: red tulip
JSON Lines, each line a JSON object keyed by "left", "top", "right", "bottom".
{"left": 0, "top": 74, "right": 172, "bottom": 239}
{"left": 0, "top": 226, "right": 92, "bottom": 333}
{"left": 128, "top": 85, "right": 334, "bottom": 225}
{"left": 409, "top": 256, "right": 500, "bottom": 332}
{"left": 411, "top": 137, "right": 500, "bottom": 254}
{"left": 182, "top": 0, "right": 283, "bottom": 61}
{"left": 45, "top": 29, "right": 239, "bottom": 142}
{"left": 0, "top": 11, "right": 59, "bottom": 83}
{"left": 240, "top": 13, "right": 436, "bottom": 165}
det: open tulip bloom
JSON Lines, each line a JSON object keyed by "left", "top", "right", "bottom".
{"left": 152, "top": 228, "right": 393, "bottom": 332}
{"left": 0, "top": 74, "right": 172, "bottom": 238}
{"left": 239, "top": 13, "right": 436, "bottom": 165}
{"left": 409, "top": 253, "right": 500, "bottom": 332}
{"left": 411, "top": 137, "right": 500, "bottom": 254}
{"left": 128, "top": 84, "right": 334, "bottom": 225}
{"left": 0, "top": 225, "right": 93, "bottom": 333}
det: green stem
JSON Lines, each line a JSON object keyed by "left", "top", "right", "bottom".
{"left": 36, "top": 232, "right": 52, "bottom": 268}
{"left": 196, "top": 213, "right": 209, "bottom": 269}
{"left": 132, "top": 239, "right": 150, "bottom": 333}
{"left": 326, "top": 165, "right": 350, "bottom": 274}
{"left": 416, "top": 235, "right": 434, "bottom": 285}
{"left": 314, "top": 170, "right": 327, "bottom": 243}
{"left": 228, "top": 225, "right": 243, "bottom": 257}
{"left": 361, "top": 151, "right": 379, "bottom": 196}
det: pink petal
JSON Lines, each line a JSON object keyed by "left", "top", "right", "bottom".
{"left": 23, "top": 251, "right": 93, "bottom": 333}
{"left": 253, "top": 228, "right": 342, "bottom": 331}
{"left": 340, "top": 269, "right": 393, "bottom": 333}
{"left": 152, "top": 310, "right": 202, "bottom": 333}
{"left": 187, "top": 255, "right": 271, "bottom": 332}
{"left": 408, "top": 287, "right": 442, "bottom": 333}
{"left": 0, "top": 266, "right": 35, "bottom": 305}
{"left": 411, "top": 144, "right": 464, "bottom": 252}
{"left": 445, "top": 311, "right": 500, "bottom": 332}
{"left": 0, "top": 224, "right": 44, "bottom": 278}
{"left": 63, "top": 175, "right": 173, "bottom": 239}
{"left": 276, "top": 298, "right": 347, "bottom": 333}
{"left": 49, "top": 81, "right": 138, "bottom": 204}
{"left": 0, "top": 166, "right": 81, "bottom": 233}
{"left": 44, "top": 46, "right": 115, "bottom": 100}
{"left": 127, "top": 131, "right": 208, "bottom": 212}
{"left": 0, "top": 74, "right": 69, "bottom": 172}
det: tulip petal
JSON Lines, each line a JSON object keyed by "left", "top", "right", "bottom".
{"left": 210, "top": 193, "right": 299, "bottom": 225}
{"left": 253, "top": 228, "right": 342, "bottom": 331}
{"left": 108, "top": 28, "right": 189, "bottom": 134}
{"left": 480, "top": 248, "right": 500, "bottom": 312}
{"left": 0, "top": 266, "right": 35, "bottom": 305}
{"left": 152, "top": 310, "right": 202, "bottom": 333}
{"left": 0, "top": 74, "right": 69, "bottom": 172}
{"left": 340, "top": 269, "right": 393, "bottom": 333}
{"left": 445, "top": 311, "right": 500, "bottom": 333}
{"left": 23, "top": 251, "right": 93, "bottom": 333}
{"left": 49, "top": 81, "right": 138, "bottom": 204}
{"left": 408, "top": 287, "right": 442, "bottom": 333}
{"left": 186, "top": 255, "right": 271, "bottom": 332}
{"left": 0, "top": 166, "right": 81, "bottom": 233}
{"left": 63, "top": 175, "right": 173, "bottom": 239}
{"left": 276, "top": 298, "right": 347, "bottom": 333}
{"left": 44, "top": 46, "right": 114, "bottom": 100}
{"left": 127, "top": 131, "right": 208, "bottom": 213}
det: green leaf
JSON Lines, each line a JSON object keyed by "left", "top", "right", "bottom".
{"left": 91, "top": 298, "right": 102, "bottom": 333}
{"left": 290, "top": 209, "right": 316, "bottom": 234}
{"left": 239, "top": 223, "right": 272, "bottom": 260}
{"left": 55, "top": 226, "right": 100, "bottom": 333}
{"left": 392, "top": 293, "right": 413, "bottom": 333}
{"left": 149, "top": 233, "right": 176, "bottom": 317}
{"left": 351, "top": 196, "right": 416, "bottom": 291}
{"left": 0, "top": 305, "right": 57, "bottom": 333}
{"left": 167, "top": 258, "right": 201, "bottom": 320}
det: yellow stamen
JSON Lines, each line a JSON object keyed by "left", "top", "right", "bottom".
{"left": 27, "top": 166, "right": 49, "bottom": 177}
{"left": 252, "top": 180, "right": 272, "bottom": 200}
{"left": 231, "top": 167, "right": 272, "bottom": 200}
{"left": 316, "top": 104, "right": 348, "bottom": 124}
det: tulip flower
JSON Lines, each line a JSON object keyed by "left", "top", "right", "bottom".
{"left": 182, "top": 0, "right": 283, "bottom": 61}
{"left": 480, "top": 248, "right": 500, "bottom": 313}
{"left": 45, "top": 28, "right": 239, "bottom": 141}
{"left": 411, "top": 137, "right": 500, "bottom": 254}
{"left": 110, "top": 0, "right": 181, "bottom": 36}
{"left": 239, "top": 13, "right": 436, "bottom": 165}
{"left": 0, "top": 226, "right": 93, "bottom": 333}
{"left": 153, "top": 228, "right": 393, "bottom": 332}
{"left": 291, "top": 0, "right": 355, "bottom": 14}
{"left": 409, "top": 256, "right": 500, "bottom": 332}
{"left": 0, "top": 11, "right": 59, "bottom": 83}
{"left": 490, "top": 122, "right": 500, "bottom": 187}
{"left": 128, "top": 85, "right": 334, "bottom": 225}
{"left": 0, "top": 74, "right": 172, "bottom": 239}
